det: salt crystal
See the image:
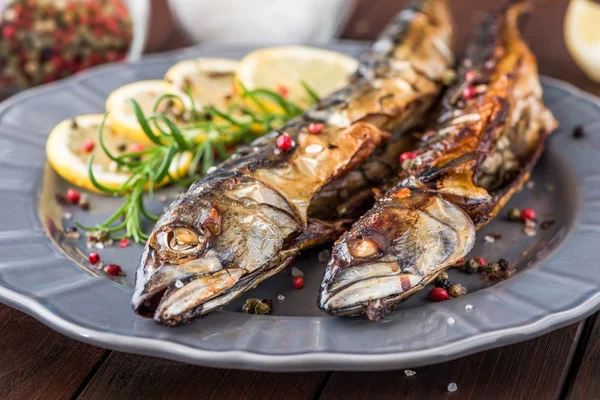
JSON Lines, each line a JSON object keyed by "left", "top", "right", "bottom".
{"left": 305, "top": 144, "right": 323, "bottom": 154}
{"left": 447, "top": 317, "right": 455, "bottom": 325}
{"left": 274, "top": 149, "right": 281, "bottom": 155}
{"left": 62, "top": 212, "right": 72, "bottom": 220}
{"left": 448, "top": 383, "right": 458, "bottom": 392}
{"left": 253, "top": 147, "right": 259, "bottom": 152}
{"left": 404, "top": 369, "right": 416, "bottom": 377}
{"left": 291, "top": 267, "right": 303, "bottom": 278}
{"left": 484, "top": 235, "right": 495, "bottom": 243}
{"left": 175, "top": 280, "right": 184, "bottom": 289}
{"left": 526, "top": 181, "right": 536, "bottom": 189}
{"left": 94, "top": 242, "right": 104, "bottom": 249}
{"left": 206, "top": 166, "right": 217, "bottom": 174}
{"left": 159, "top": 196, "right": 167, "bottom": 203}
{"left": 465, "top": 304, "right": 474, "bottom": 312}
{"left": 318, "top": 250, "right": 331, "bottom": 263}
{"left": 277, "top": 295, "right": 285, "bottom": 301}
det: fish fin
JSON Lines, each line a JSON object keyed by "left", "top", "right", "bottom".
{"left": 418, "top": 151, "right": 486, "bottom": 183}
{"left": 292, "top": 218, "right": 354, "bottom": 250}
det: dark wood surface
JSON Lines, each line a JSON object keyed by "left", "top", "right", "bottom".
{"left": 3, "top": 0, "right": 600, "bottom": 399}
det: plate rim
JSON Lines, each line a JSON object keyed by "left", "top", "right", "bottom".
{"left": 0, "top": 43, "right": 598, "bottom": 371}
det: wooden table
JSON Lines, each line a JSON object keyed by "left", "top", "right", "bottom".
{"left": 3, "top": 1, "right": 600, "bottom": 399}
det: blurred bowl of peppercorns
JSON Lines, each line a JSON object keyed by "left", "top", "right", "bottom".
{"left": 0, "top": 0, "right": 149, "bottom": 97}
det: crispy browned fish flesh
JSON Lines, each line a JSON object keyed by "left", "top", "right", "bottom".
{"left": 132, "top": 0, "right": 454, "bottom": 325}
{"left": 319, "top": 0, "right": 558, "bottom": 320}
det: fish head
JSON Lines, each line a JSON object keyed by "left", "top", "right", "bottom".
{"left": 318, "top": 189, "right": 475, "bottom": 319}
{"left": 132, "top": 174, "right": 302, "bottom": 324}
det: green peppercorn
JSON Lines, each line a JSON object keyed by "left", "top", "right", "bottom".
{"left": 436, "top": 272, "right": 449, "bottom": 282}
{"left": 241, "top": 298, "right": 273, "bottom": 314}
{"left": 507, "top": 207, "right": 521, "bottom": 221}
{"left": 465, "top": 259, "right": 479, "bottom": 274}
{"left": 486, "top": 262, "right": 502, "bottom": 275}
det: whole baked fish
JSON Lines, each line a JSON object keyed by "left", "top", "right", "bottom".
{"left": 319, "top": 0, "right": 558, "bottom": 320}
{"left": 132, "top": 0, "right": 454, "bottom": 325}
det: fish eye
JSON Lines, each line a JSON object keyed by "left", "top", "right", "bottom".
{"left": 157, "top": 227, "right": 207, "bottom": 258}
{"left": 347, "top": 238, "right": 380, "bottom": 258}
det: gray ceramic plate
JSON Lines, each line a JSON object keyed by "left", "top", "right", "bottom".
{"left": 0, "top": 42, "right": 598, "bottom": 372}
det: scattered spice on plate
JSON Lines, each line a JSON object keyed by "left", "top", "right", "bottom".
{"left": 447, "top": 317, "right": 456, "bottom": 325}
{"left": 473, "top": 256, "right": 487, "bottom": 270}
{"left": 428, "top": 287, "right": 450, "bottom": 302}
{"left": 64, "top": 226, "right": 80, "bottom": 239}
{"left": 520, "top": 207, "right": 536, "bottom": 222}
{"left": 572, "top": 125, "right": 585, "bottom": 139}
{"left": 541, "top": 220, "right": 556, "bottom": 230}
{"left": 523, "top": 219, "right": 537, "bottom": 236}
{"left": 435, "top": 278, "right": 452, "bottom": 290}
{"left": 104, "top": 264, "right": 124, "bottom": 276}
{"left": 447, "top": 383, "right": 458, "bottom": 392}
{"left": 78, "top": 194, "right": 90, "bottom": 210}
{"left": 465, "top": 304, "right": 474, "bottom": 312}
{"left": 318, "top": 249, "right": 330, "bottom": 263}
{"left": 118, "top": 237, "right": 130, "bottom": 248}
{"left": 293, "top": 276, "right": 304, "bottom": 289}
{"left": 436, "top": 271, "right": 449, "bottom": 282}
{"left": 88, "top": 252, "right": 100, "bottom": 264}
{"left": 526, "top": 181, "right": 535, "bottom": 189}
{"left": 462, "top": 259, "right": 479, "bottom": 274}
{"left": 277, "top": 295, "right": 285, "bottom": 301}
{"left": 484, "top": 258, "right": 515, "bottom": 281}
{"left": 404, "top": 370, "right": 417, "bottom": 377}
{"left": 484, "top": 234, "right": 495, "bottom": 243}
{"left": 86, "top": 229, "right": 113, "bottom": 249}
{"left": 241, "top": 298, "right": 273, "bottom": 314}
{"left": 66, "top": 188, "right": 81, "bottom": 204}
{"left": 507, "top": 207, "right": 521, "bottom": 221}
{"left": 448, "top": 284, "right": 467, "bottom": 298}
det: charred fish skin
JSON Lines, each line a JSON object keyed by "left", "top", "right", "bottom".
{"left": 319, "top": 0, "right": 558, "bottom": 320}
{"left": 132, "top": 0, "right": 454, "bottom": 326}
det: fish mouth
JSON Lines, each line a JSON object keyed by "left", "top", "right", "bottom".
{"left": 318, "top": 191, "right": 476, "bottom": 319}
{"left": 318, "top": 261, "right": 430, "bottom": 317}
{"left": 132, "top": 246, "right": 297, "bottom": 326}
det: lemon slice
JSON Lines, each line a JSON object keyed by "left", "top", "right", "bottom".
{"left": 46, "top": 114, "right": 193, "bottom": 193}
{"left": 564, "top": 0, "right": 600, "bottom": 82}
{"left": 105, "top": 80, "right": 194, "bottom": 144}
{"left": 235, "top": 46, "right": 359, "bottom": 110}
{"left": 165, "top": 58, "right": 239, "bottom": 110}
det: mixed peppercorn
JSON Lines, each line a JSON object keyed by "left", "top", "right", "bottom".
{"left": 0, "top": 0, "right": 132, "bottom": 91}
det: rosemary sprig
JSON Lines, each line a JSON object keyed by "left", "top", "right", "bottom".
{"left": 82, "top": 85, "right": 315, "bottom": 242}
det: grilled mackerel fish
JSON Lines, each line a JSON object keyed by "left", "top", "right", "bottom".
{"left": 319, "top": 0, "right": 558, "bottom": 320}
{"left": 132, "top": 0, "right": 454, "bottom": 325}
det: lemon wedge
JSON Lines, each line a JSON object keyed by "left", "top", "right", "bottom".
{"left": 105, "top": 80, "right": 193, "bottom": 144}
{"left": 165, "top": 58, "right": 239, "bottom": 110}
{"left": 564, "top": 0, "right": 600, "bottom": 82}
{"left": 235, "top": 46, "right": 358, "bottom": 110}
{"left": 46, "top": 114, "right": 193, "bottom": 193}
